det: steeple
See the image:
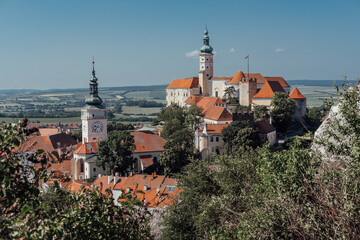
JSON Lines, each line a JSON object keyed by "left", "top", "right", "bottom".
{"left": 200, "top": 25, "right": 213, "bottom": 55}
{"left": 85, "top": 60, "right": 103, "bottom": 107}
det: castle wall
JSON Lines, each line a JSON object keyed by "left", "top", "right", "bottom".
{"left": 166, "top": 88, "right": 191, "bottom": 107}
{"left": 252, "top": 98, "right": 272, "bottom": 107}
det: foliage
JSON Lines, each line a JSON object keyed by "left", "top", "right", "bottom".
{"left": 126, "top": 99, "right": 164, "bottom": 108}
{"left": 108, "top": 122, "right": 135, "bottom": 132}
{"left": 270, "top": 92, "right": 296, "bottom": 133}
{"left": 115, "top": 104, "right": 123, "bottom": 113}
{"left": 0, "top": 120, "right": 152, "bottom": 239}
{"left": 221, "top": 120, "right": 257, "bottom": 152}
{"left": 96, "top": 130, "right": 135, "bottom": 175}
{"left": 223, "top": 86, "right": 236, "bottom": 104}
{"left": 107, "top": 110, "right": 115, "bottom": 120}
{"left": 235, "top": 104, "right": 251, "bottom": 111}
{"left": 304, "top": 107, "right": 322, "bottom": 130}
{"left": 156, "top": 104, "right": 202, "bottom": 174}
{"left": 161, "top": 82, "right": 360, "bottom": 239}
{"left": 253, "top": 105, "right": 269, "bottom": 121}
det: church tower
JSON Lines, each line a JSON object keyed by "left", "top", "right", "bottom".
{"left": 81, "top": 61, "right": 107, "bottom": 143}
{"left": 199, "top": 26, "right": 213, "bottom": 96}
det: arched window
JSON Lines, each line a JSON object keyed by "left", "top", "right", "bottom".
{"left": 80, "top": 160, "right": 84, "bottom": 173}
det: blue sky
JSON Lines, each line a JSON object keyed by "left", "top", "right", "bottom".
{"left": 0, "top": 0, "right": 359, "bottom": 89}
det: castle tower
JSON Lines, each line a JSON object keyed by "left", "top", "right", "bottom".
{"left": 199, "top": 26, "right": 213, "bottom": 96}
{"left": 239, "top": 77, "right": 257, "bottom": 106}
{"left": 81, "top": 61, "right": 107, "bottom": 143}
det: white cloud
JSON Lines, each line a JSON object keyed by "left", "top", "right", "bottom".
{"left": 230, "top": 48, "right": 235, "bottom": 53}
{"left": 185, "top": 50, "right": 200, "bottom": 58}
{"left": 275, "top": 48, "right": 285, "bottom": 53}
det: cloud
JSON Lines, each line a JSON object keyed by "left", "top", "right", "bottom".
{"left": 185, "top": 50, "right": 200, "bottom": 58}
{"left": 275, "top": 48, "right": 285, "bottom": 53}
{"left": 229, "top": 48, "right": 235, "bottom": 53}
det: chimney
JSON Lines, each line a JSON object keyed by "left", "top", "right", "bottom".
{"left": 203, "top": 124, "right": 207, "bottom": 134}
{"left": 144, "top": 185, "right": 148, "bottom": 191}
{"left": 114, "top": 174, "right": 119, "bottom": 186}
{"left": 98, "top": 174, "right": 102, "bottom": 178}
{"left": 126, "top": 187, "right": 130, "bottom": 193}
{"left": 156, "top": 186, "right": 160, "bottom": 194}
{"left": 107, "top": 175, "right": 113, "bottom": 184}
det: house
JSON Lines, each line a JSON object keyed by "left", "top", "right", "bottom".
{"left": 195, "top": 123, "right": 229, "bottom": 158}
{"left": 254, "top": 119, "right": 277, "bottom": 145}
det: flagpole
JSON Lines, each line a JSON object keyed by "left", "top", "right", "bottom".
{"left": 247, "top": 55, "right": 249, "bottom": 79}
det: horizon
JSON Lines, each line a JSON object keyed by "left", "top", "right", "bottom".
{"left": 1, "top": 0, "right": 359, "bottom": 90}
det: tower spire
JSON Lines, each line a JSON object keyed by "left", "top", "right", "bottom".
{"left": 85, "top": 59, "right": 103, "bottom": 106}
{"left": 200, "top": 25, "right": 213, "bottom": 54}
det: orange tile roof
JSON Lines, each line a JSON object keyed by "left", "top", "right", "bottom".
{"left": 198, "top": 123, "right": 229, "bottom": 134}
{"left": 204, "top": 106, "right": 233, "bottom": 121}
{"left": 167, "top": 77, "right": 199, "bottom": 89}
{"left": 196, "top": 97, "right": 225, "bottom": 112}
{"left": 66, "top": 181, "right": 91, "bottom": 194}
{"left": 140, "top": 155, "right": 154, "bottom": 168}
{"left": 114, "top": 174, "right": 180, "bottom": 208}
{"left": 212, "top": 77, "right": 232, "bottom": 80}
{"left": 39, "top": 128, "right": 59, "bottom": 136}
{"left": 289, "top": 87, "right": 306, "bottom": 99}
{"left": 91, "top": 175, "right": 125, "bottom": 195}
{"left": 253, "top": 81, "right": 286, "bottom": 99}
{"left": 131, "top": 131, "right": 165, "bottom": 153}
{"left": 227, "top": 71, "right": 245, "bottom": 85}
{"left": 255, "top": 120, "right": 276, "bottom": 133}
{"left": 264, "top": 77, "right": 290, "bottom": 87}
{"left": 185, "top": 95, "right": 203, "bottom": 105}
{"left": 74, "top": 142, "right": 98, "bottom": 154}
{"left": 46, "top": 160, "right": 71, "bottom": 173}
{"left": 248, "top": 73, "right": 266, "bottom": 83}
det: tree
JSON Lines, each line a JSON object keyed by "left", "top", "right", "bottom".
{"left": 221, "top": 120, "right": 255, "bottom": 152}
{"left": 108, "top": 122, "right": 135, "bottom": 132}
{"left": 156, "top": 104, "right": 202, "bottom": 175}
{"left": 96, "top": 130, "right": 135, "bottom": 175}
{"left": 270, "top": 92, "right": 295, "bottom": 133}
{"left": 223, "top": 86, "right": 237, "bottom": 104}
{"left": 235, "top": 104, "right": 251, "bottom": 111}
{"left": 304, "top": 107, "right": 321, "bottom": 130}
{"left": 254, "top": 105, "right": 269, "bottom": 121}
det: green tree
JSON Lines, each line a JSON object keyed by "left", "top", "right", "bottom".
{"left": 235, "top": 104, "right": 251, "bottom": 111}
{"left": 221, "top": 120, "right": 254, "bottom": 152}
{"left": 96, "top": 130, "right": 135, "bottom": 175}
{"left": 223, "top": 86, "right": 237, "bottom": 104}
{"left": 254, "top": 105, "right": 269, "bottom": 121}
{"left": 304, "top": 107, "right": 321, "bottom": 130}
{"left": 270, "top": 92, "right": 295, "bottom": 133}
{"left": 108, "top": 122, "right": 135, "bottom": 132}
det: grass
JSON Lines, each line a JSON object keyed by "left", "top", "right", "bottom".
{"left": 121, "top": 106, "right": 161, "bottom": 115}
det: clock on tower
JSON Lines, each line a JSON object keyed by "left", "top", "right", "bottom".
{"left": 81, "top": 61, "right": 107, "bottom": 143}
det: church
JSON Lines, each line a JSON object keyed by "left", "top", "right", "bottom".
{"left": 166, "top": 27, "right": 306, "bottom": 116}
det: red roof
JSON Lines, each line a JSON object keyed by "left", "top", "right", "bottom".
{"left": 198, "top": 123, "right": 229, "bottom": 134}
{"left": 289, "top": 87, "right": 306, "bottom": 99}
{"left": 212, "top": 77, "right": 232, "bottom": 80}
{"left": 185, "top": 95, "right": 203, "bottom": 105}
{"left": 167, "top": 77, "right": 199, "bottom": 89}
{"left": 196, "top": 97, "right": 225, "bottom": 112}
{"left": 74, "top": 142, "right": 99, "bottom": 154}
{"left": 131, "top": 131, "right": 165, "bottom": 153}
{"left": 39, "top": 128, "right": 59, "bottom": 136}
{"left": 255, "top": 120, "right": 276, "bottom": 133}
{"left": 204, "top": 106, "right": 233, "bottom": 121}
{"left": 140, "top": 155, "right": 154, "bottom": 168}
{"left": 253, "top": 81, "right": 286, "bottom": 99}
{"left": 227, "top": 71, "right": 245, "bottom": 85}
{"left": 264, "top": 77, "right": 290, "bottom": 87}
{"left": 114, "top": 174, "right": 180, "bottom": 208}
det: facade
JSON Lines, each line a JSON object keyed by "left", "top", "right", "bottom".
{"left": 254, "top": 119, "right": 277, "bottom": 146}
{"left": 289, "top": 87, "right": 307, "bottom": 120}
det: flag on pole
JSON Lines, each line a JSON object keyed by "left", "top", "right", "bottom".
{"left": 245, "top": 55, "right": 249, "bottom": 59}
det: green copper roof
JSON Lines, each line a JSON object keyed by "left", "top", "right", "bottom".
{"left": 200, "top": 26, "right": 213, "bottom": 55}
{"left": 85, "top": 61, "right": 104, "bottom": 107}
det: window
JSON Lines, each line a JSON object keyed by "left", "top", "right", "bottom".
{"left": 93, "top": 168, "right": 96, "bottom": 172}
{"left": 206, "top": 58, "right": 208, "bottom": 61}
{"left": 216, "top": 137, "right": 219, "bottom": 142}
{"left": 168, "top": 186, "right": 175, "bottom": 193}
{"left": 80, "top": 160, "right": 84, "bottom": 173}
{"left": 210, "top": 136, "right": 214, "bottom": 142}
{"left": 206, "top": 66, "right": 209, "bottom": 69}
{"left": 215, "top": 91, "right": 218, "bottom": 97}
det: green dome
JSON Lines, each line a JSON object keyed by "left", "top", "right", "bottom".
{"left": 200, "top": 44, "right": 213, "bottom": 54}
{"left": 85, "top": 61, "right": 103, "bottom": 106}
{"left": 200, "top": 26, "right": 213, "bottom": 54}
{"left": 85, "top": 95, "right": 103, "bottom": 105}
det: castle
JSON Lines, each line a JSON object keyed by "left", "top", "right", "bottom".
{"left": 166, "top": 27, "right": 306, "bottom": 117}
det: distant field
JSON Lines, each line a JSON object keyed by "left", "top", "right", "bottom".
{"left": 0, "top": 117, "right": 81, "bottom": 124}
{"left": 121, "top": 106, "right": 161, "bottom": 115}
